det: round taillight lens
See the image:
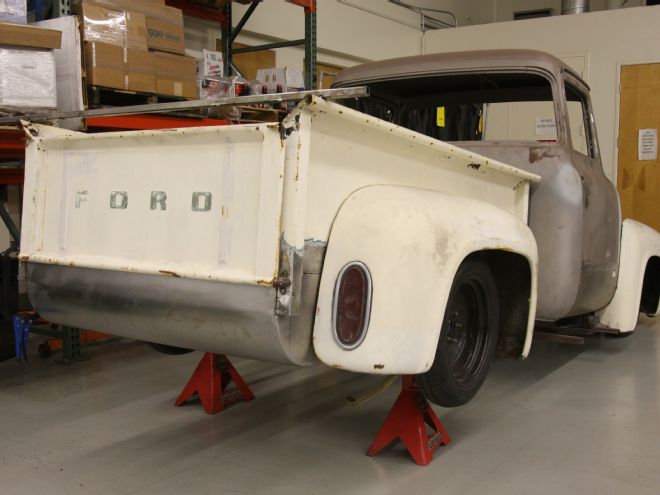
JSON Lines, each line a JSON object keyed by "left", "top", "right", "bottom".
{"left": 333, "top": 262, "right": 372, "bottom": 349}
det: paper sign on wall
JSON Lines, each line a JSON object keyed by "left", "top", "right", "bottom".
{"left": 535, "top": 117, "right": 556, "bottom": 136}
{"left": 638, "top": 128, "right": 658, "bottom": 161}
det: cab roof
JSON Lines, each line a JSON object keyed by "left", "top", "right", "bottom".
{"left": 333, "top": 49, "right": 587, "bottom": 89}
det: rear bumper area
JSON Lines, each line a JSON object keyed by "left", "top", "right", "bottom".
{"left": 27, "top": 263, "right": 316, "bottom": 366}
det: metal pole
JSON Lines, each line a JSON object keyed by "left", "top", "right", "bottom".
{"left": 221, "top": 1, "right": 232, "bottom": 77}
{"left": 229, "top": 0, "right": 260, "bottom": 45}
{"left": 0, "top": 199, "right": 19, "bottom": 244}
{"left": 0, "top": 87, "right": 369, "bottom": 124}
{"left": 304, "top": 4, "right": 317, "bottom": 90}
{"left": 232, "top": 40, "right": 306, "bottom": 53}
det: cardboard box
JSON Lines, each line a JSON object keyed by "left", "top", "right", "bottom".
{"left": 145, "top": 10, "right": 184, "bottom": 54}
{"left": 0, "top": 0, "right": 26, "bottom": 24}
{"left": 85, "top": 41, "right": 156, "bottom": 93}
{"left": 125, "top": 11, "right": 148, "bottom": 51}
{"left": 0, "top": 21, "right": 62, "bottom": 49}
{"left": 76, "top": 0, "right": 185, "bottom": 54}
{"left": 84, "top": 41, "right": 124, "bottom": 89}
{"left": 126, "top": 48, "right": 155, "bottom": 92}
{"left": 78, "top": 2, "right": 147, "bottom": 51}
{"left": 154, "top": 51, "right": 196, "bottom": 98}
{"left": 0, "top": 47, "right": 57, "bottom": 111}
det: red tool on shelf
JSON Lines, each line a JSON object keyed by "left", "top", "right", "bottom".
{"left": 175, "top": 352, "right": 255, "bottom": 414}
{"left": 367, "top": 375, "right": 452, "bottom": 466}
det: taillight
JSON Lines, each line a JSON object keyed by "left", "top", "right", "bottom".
{"left": 333, "top": 261, "right": 372, "bottom": 349}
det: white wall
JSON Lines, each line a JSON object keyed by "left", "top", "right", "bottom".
{"left": 184, "top": 0, "right": 425, "bottom": 71}
{"left": 423, "top": 5, "right": 660, "bottom": 182}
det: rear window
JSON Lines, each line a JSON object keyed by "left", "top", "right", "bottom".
{"left": 341, "top": 72, "right": 557, "bottom": 143}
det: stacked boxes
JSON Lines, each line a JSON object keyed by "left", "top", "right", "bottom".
{"left": 75, "top": 0, "right": 196, "bottom": 98}
{"left": 0, "top": 22, "right": 61, "bottom": 112}
{"left": 154, "top": 51, "right": 197, "bottom": 98}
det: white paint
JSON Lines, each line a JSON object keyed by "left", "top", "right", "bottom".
{"left": 21, "top": 123, "right": 286, "bottom": 285}
{"left": 184, "top": 1, "right": 424, "bottom": 71}
{"left": 313, "top": 185, "right": 538, "bottom": 375}
{"left": 638, "top": 128, "right": 657, "bottom": 161}
{"left": 596, "top": 219, "right": 660, "bottom": 332}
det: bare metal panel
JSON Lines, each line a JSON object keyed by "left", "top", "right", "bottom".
{"left": 27, "top": 263, "right": 317, "bottom": 365}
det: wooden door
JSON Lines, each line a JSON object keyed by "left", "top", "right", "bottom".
{"left": 316, "top": 62, "right": 343, "bottom": 89}
{"left": 618, "top": 64, "right": 660, "bottom": 231}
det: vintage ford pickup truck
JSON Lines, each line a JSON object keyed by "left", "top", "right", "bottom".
{"left": 19, "top": 50, "right": 660, "bottom": 407}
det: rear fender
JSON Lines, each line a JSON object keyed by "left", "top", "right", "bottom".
{"left": 596, "top": 219, "right": 660, "bottom": 332}
{"left": 312, "top": 185, "right": 538, "bottom": 375}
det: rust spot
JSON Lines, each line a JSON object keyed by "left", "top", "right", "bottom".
{"left": 529, "top": 147, "right": 558, "bottom": 164}
{"left": 19, "top": 255, "right": 29, "bottom": 261}
{"left": 159, "top": 270, "right": 180, "bottom": 277}
{"left": 373, "top": 364, "right": 385, "bottom": 370}
{"left": 467, "top": 163, "right": 481, "bottom": 171}
{"left": 513, "top": 180, "right": 526, "bottom": 191}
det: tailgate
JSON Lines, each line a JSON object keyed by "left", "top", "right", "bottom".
{"left": 20, "top": 123, "right": 286, "bottom": 285}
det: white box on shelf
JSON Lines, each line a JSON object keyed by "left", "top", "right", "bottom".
{"left": 197, "top": 49, "right": 223, "bottom": 79}
{"left": 256, "top": 67, "right": 305, "bottom": 92}
{"left": 0, "top": 47, "right": 57, "bottom": 111}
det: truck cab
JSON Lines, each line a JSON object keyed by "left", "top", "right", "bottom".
{"left": 333, "top": 49, "right": 622, "bottom": 322}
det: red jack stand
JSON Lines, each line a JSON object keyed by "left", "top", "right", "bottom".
{"left": 367, "top": 375, "right": 452, "bottom": 465}
{"left": 175, "top": 353, "right": 255, "bottom": 414}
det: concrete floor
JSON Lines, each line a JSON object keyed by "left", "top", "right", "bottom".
{"left": 0, "top": 317, "right": 659, "bottom": 495}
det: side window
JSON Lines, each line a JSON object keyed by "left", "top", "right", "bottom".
{"left": 483, "top": 100, "right": 557, "bottom": 142}
{"left": 564, "top": 81, "right": 595, "bottom": 157}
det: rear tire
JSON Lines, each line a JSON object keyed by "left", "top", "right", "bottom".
{"left": 417, "top": 258, "right": 499, "bottom": 407}
{"left": 146, "top": 342, "right": 194, "bottom": 355}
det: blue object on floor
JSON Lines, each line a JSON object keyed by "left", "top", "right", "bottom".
{"left": 13, "top": 316, "right": 31, "bottom": 362}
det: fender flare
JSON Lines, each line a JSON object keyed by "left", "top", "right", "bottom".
{"left": 596, "top": 219, "right": 660, "bottom": 332}
{"left": 312, "top": 185, "right": 538, "bottom": 375}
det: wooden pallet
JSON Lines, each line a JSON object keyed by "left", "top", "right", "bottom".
{"left": 87, "top": 86, "right": 192, "bottom": 108}
{"left": 86, "top": 86, "right": 204, "bottom": 118}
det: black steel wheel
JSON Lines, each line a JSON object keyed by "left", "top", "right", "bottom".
{"left": 146, "top": 342, "right": 194, "bottom": 355}
{"left": 417, "top": 258, "right": 499, "bottom": 407}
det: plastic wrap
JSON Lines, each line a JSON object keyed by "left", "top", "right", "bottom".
{"left": 0, "top": 0, "right": 27, "bottom": 23}
{"left": 80, "top": 3, "right": 127, "bottom": 47}
{"left": 0, "top": 48, "right": 57, "bottom": 114}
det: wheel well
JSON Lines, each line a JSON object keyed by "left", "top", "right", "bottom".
{"left": 640, "top": 256, "right": 660, "bottom": 316}
{"left": 472, "top": 250, "right": 532, "bottom": 358}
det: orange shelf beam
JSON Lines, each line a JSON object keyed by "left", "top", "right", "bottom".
{"left": 85, "top": 114, "right": 231, "bottom": 130}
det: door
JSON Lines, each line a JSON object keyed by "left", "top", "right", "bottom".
{"left": 316, "top": 62, "right": 343, "bottom": 89}
{"left": 618, "top": 63, "right": 660, "bottom": 232}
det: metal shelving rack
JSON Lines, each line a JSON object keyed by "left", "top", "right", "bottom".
{"left": 166, "top": 0, "right": 318, "bottom": 90}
